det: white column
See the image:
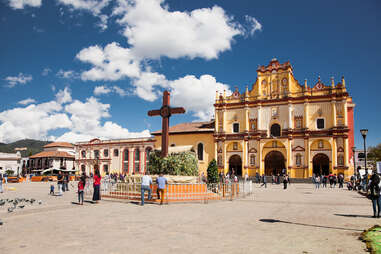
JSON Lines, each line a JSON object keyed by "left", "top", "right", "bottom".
{"left": 343, "top": 100, "right": 348, "bottom": 126}
{"left": 332, "top": 101, "right": 336, "bottom": 127}
{"left": 288, "top": 104, "right": 293, "bottom": 129}
{"left": 257, "top": 105, "right": 262, "bottom": 130}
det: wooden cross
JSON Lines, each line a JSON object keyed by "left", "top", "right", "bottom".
{"left": 148, "top": 90, "right": 186, "bottom": 157}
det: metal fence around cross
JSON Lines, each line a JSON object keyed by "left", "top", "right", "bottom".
{"left": 84, "top": 178, "right": 254, "bottom": 204}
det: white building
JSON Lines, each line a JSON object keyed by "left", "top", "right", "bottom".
{"left": 74, "top": 138, "right": 155, "bottom": 175}
{"left": 0, "top": 152, "right": 22, "bottom": 176}
{"left": 28, "top": 142, "right": 75, "bottom": 173}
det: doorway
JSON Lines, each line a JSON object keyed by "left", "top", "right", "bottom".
{"left": 265, "top": 151, "right": 286, "bottom": 175}
{"left": 313, "top": 153, "right": 330, "bottom": 176}
{"left": 229, "top": 155, "right": 242, "bottom": 176}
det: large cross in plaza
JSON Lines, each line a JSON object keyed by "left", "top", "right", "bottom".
{"left": 148, "top": 90, "right": 185, "bottom": 157}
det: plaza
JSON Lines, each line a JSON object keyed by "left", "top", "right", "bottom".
{"left": 0, "top": 182, "right": 375, "bottom": 254}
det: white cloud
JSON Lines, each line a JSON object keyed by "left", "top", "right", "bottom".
{"left": 56, "top": 69, "right": 78, "bottom": 79}
{"left": 7, "top": 0, "right": 41, "bottom": 9}
{"left": 112, "top": 85, "right": 128, "bottom": 97}
{"left": 94, "top": 85, "right": 111, "bottom": 95}
{"left": 169, "top": 74, "right": 231, "bottom": 121}
{"left": 4, "top": 73, "right": 32, "bottom": 87}
{"left": 18, "top": 98, "right": 36, "bottom": 105}
{"left": 56, "top": 87, "right": 73, "bottom": 104}
{"left": 42, "top": 67, "right": 51, "bottom": 76}
{"left": 76, "top": 42, "right": 141, "bottom": 81}
{"left": 114, "top": 0, "right": 243, "bottom": 60}
{"left": 244, "top": 15, "right": 262, "bottom": 36}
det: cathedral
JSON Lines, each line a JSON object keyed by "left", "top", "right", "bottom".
{"left": 214, "top": 58, "right": 355, "bottom": 178}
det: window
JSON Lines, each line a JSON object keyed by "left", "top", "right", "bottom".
{"left": 296, "top": 154, "right": 302, "bottom": 167}
{"left": 317, "top": 118, "right": 325, "bottom": 129}
{"left": 81, "top": 164, "right": 85, "bottom": 172}
{"left": 233, "top": 123, "right": 239, "bottom": 133}
{"left": 134, "top": 149, "right": 140, "bottom": 173}
{"left": 145, "top": 147, "right": 152, "bottom": 170}
{"left": 250, "top": 154, "right": 255, "bottom": 165}
{"left": 104, "top": 149, "right": 109, "bottom": 157}
{"left": 123, "top": 149, "right": 129, "bottom": 172}
{"left": 81, "top": 150, "right": 86, "bottom": 158}
{"left": 197, "top": 143, "right": 204, "bottom": 161}
{"left": 103, "top": 164, "right": 109, "bottom": 174}
{"left": 338, "top": 155, "right": 344, "bottom": 166}
{"left": 270, "top": 124, "right": 281, "bottom": 137}
{"left": 295, "top": 117, "right": 302, "bottom": 129}
{"left": 113, "top": 149, "right": 119, "bottom": 157}
{"left": 94, "top": 150, "right": 99, "bottom": 159}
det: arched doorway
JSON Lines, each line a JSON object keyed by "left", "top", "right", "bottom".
{"left": 313, "top": 153, "right": 330, "bottom": 176}
{"left": 270, "top": 124, "right": 281, "bottom": 137}
{"left": 265, "top": 151, "right": 286, "bottom": 175}
{"left": 229, "top": 155, "right": 242, "bottom": 176}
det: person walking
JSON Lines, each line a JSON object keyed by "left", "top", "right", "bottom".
{"left": 368, "top": 173, "right": 381, "bottom": 218}
{"left": 260, "top": 174, "right": 267, "bottom": 188}
{"left": 141, "top": 172, "right": 152, "bottom": 206}
{"left": 78, "top": 176, "right": 85, "bottom": 205}
{"left": 283, "top": 175, "right": 288, "bottom": 190}
{"left": 57, "top": 171, "right": 64, "bottom": 196}
{"left": 3, "top": 173, "right": 7, "bottom": 184}
{"left": 92, "top": 169, "right": 101, "bottom": 203}
{"left": 64, "top": 172, "right": 70, "bottom": 191}
{"left": 315, "top": 175, "right": 321, "bottom": 189}
{"left": 0, "top": 173, "right": 3, "bottom": 193}
{"left": 255, "top": 172, "right": 260, "bottom": 184}
{"left": 156, "top": 173, "right": 167, "bottom": 205}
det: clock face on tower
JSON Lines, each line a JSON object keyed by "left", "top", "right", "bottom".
{"left": 316, "top": 83, "right": 323, "bottom": 90}
{"left": 282, "top": 78, "right": 287, "bottom": 85}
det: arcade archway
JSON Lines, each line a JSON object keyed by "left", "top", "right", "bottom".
{"left": 229, "top": 155, "right": 242, "bottom": 176}
{"left": 265, "top": 151, "right": 286, "bottom": 175}
{"left": 313, "top": 153, "right": 330, "bottom": 176}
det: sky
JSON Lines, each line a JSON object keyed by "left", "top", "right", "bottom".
{"left": 0, "top": 0, "right": 380, "bottom": 148}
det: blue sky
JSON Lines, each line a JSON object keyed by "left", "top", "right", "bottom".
{"left": 0, "top": 0, "right": 380, "bottom": 148}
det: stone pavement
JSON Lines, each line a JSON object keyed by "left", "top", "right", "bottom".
{"left": 0, "top": 182, "right": 376, "bottom": 254}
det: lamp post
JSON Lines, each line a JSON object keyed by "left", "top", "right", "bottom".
{"left": 360, "top": 129, "right": 368, "bottom": 185}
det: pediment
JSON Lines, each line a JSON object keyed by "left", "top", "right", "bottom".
{"left": 292, "top": 145, "right": 305, "bottom": 151}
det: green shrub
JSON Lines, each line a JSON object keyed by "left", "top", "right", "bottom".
{"left": 148, "top": 150, "right": 198, "bottom": 176}
{"left": 207, "top": 159, "right": 219, "bottom": 183}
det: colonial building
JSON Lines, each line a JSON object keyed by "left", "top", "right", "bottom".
{"left": 152, "top": 121, "right": 215, "bottom": 175}
{"left": 28, "top": 142, "right": 75, "bottom": 173}
{"left": 74, "top": 138, "right": 155, "bottom": 175}
{"left": 214, "top": 59, "right": 355, "bottom": 178}
{"left": 0, "top": 152, "right": 22, "bottom": 175}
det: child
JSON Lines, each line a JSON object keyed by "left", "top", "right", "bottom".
{"left": 78, "top": 179, "right": 84, "bottom": 205}
{"left": 50, "top": 184, "right": 55, "bottom": 195}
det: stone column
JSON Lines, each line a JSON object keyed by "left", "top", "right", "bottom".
{"left": 245, "top": 107, "right": 249, "bottom": 132}
{"left": 288, "top": 104, "right": 293, "bottom": 129}
{"left": 344, "top": 138, "right": 349, "bottom": 167}
{"left": 343, "top": 100, "right": 348, "bottom": 126}
{"left": 305, "top": 138, "right": 310, "bottom": 177}
{"left": 332, "top": 100, "right": 336, "bottom": 127}
{"left": 304, "top": 102, "right": 309, "bottom": 129}
{"left": 242, "top": 140, "right": 247, "bottom": 176}
{"left": 332, "top": 138, "right": 337, "bottom": 168}
{"left": 223, "top": 142, "right": 227, "bottom": 174}
{"left": 257, "top": 105, "right": 262, "bottom": 130}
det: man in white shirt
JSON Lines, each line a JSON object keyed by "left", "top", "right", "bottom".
{"left": 141, "top": 172, "right": 152, "bottom": 206}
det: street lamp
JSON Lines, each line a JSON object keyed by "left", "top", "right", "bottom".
{"left": 360, "top": 129, "right": 368, "bottom": 184}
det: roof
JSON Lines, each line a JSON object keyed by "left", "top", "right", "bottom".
{"left": 29, "top": 151, "right": 74, "bottom": 159}
{"left": 44, "top": 142, "right": 74, "bottom": 148}
{"left": 151, "top": 121, "right": 214, "bottom": 135}
{"left": 256, "top": 58, "right": 293, "bottom": 73}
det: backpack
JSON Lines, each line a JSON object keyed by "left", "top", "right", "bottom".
{"left": 371, "top": 183, "right": 380, "bottom": 198}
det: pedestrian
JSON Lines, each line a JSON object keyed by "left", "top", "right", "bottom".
{"left": 333, "top": 174, "right": 337, "bottom": 188}
{"left": 92, "top": 169, "right": 101, "bottom": 203}
{"left": 244, "top": 172, "right": 249, "bottom": 182}
{"left": 283, "top": 175, "right": 288, "bottom": 190}
{"left": 255, "top": 172, "right": 260, "bottom": 184}
{"left": 0, "top": 173, "right": 3, "bottom": 193}
{"left": 322, "top": 175, "right": 327, "bottom": 188}
{"left": 329, "top": 173, "right": 333, "bottom": 188}
{"left": 315, "top": 175, "right": 320, "bottom": 189}
{"left": 141, "top": 171, "right": 152, "bottom": 206}
{"left": 156, "top": 173, "right": 167, "bottom": 205}
{"left": 57, "top": 171, "right": 64, "bottom": 196}
{"left": 201, "top": 172, "right": 207, "bottom": 183}
{"left": 78, "top": 177, "right": 85, "bottom": 205}
{"left": 276, "top": 173, "right": 280, "bottom": 184}
{"left": 65, "top": 172, "right": 70, "bottom": 191}
{"left": 50, "top": 184, "right": 55, "bottom": 195}
{"left": 271, "top": 174, "right": 275, "bottom": 184}
{"left": 338, "top": 174, "right": 344, "bottom": 188}
{"left": 368, "top": 173, "right": 381, "bottom": 218}
{"left": 3, "top": 173, "right": 7, "bottom": 184}
{"left": 260, "top": 174, "right": 267, "bottom": 188}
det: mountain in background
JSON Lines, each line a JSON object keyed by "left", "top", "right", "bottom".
{"left": 0, "top": 139, "right": 52, "bottom": 157}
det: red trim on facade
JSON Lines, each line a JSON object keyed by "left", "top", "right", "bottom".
{"left": 347, "top": 106, "right": 355, "bottom": 163}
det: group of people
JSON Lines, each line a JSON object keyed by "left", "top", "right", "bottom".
{"left": 54, "top": 171, "right": 71, "bottom": 195}
{"left": 312, "top": 173, "right": 344, "bottom": 189}
{"left": 140, "top": 172, "right": 168, "bottom": 206}
{"left": 255, "top": 172, "right": 290, "bottom": 190}
{"left": 218, "top": 171, "right": 240, "bottom": 184}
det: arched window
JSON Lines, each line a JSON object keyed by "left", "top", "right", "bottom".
{"left": 103, "top": 149, "right": 109, "bottom": 157}
{"left": 94, "top": 150, "right": 99, "bottom": 159}
{"left": 295, "top": 154, "right": 302, "bottom": 166}
{"left": 81, "top": 150, "right": 86, "bottom": 158}
{"left": 197, "top": 143, "right": 204, "bottom": 161}
{"left": 317, "top": 118, "right": 325, "bottom": 129}
{"left": 134, "top": 149, "right": 140, "bottom": 173}
{"left": 270, "top": 124, "right": 281, "bottom": 137}
{"left": 113, "top": 149, "right": 119, "bottom": 157}
{"left": 233, "top": 123, "right": 239, "bottom": 133}
{"left": 123, "top": 149, "right": 129, "bottom": 173}
{"left": 103, "top": 164, "right": 109, "bottom": 174}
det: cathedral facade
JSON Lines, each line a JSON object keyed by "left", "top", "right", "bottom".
{"left": 214, "top": 59, "right": 355, "bottom": 178}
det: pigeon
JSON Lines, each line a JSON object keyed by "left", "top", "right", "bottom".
{"left": 38, "top": 201, "right": 42, "bottom": 205}
{"left": 0, "top": 219, "right": 3, "bottom": 226}
{"left": 8, "top": 207, "right": 15, "bottom": 213}
{"left": 0, "top": 201, "right": 5, "bottom": 206}
{"left": 18, "top": 205, "right": 25, "bottom": 209}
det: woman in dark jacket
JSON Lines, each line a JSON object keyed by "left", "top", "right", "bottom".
{"left": 92, "top": 169, "right": 101, "bottom": 203}
{"left": 368, "top": 173, "right": 381, "bottom": 218}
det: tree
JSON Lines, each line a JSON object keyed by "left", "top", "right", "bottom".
{"left": 207, "top": 159, "right": 218, "bottom": 183}
{"left": 148, "top": 150, "right": 198, "bottom": 176}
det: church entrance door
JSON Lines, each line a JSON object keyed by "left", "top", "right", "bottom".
{"left": 229, "top": 155, "right": 242, "bottom": 176}
{"left": 265, "top": 151, "right": 286, "bottom": 175}
{"left": 313, "top": 153, "right": 330, "bottom": 176}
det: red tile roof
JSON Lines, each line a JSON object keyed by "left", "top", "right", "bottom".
{"left": 152, "top": 121, "right": 214, "bottom": 135}
{"left": 30, "top": 151, "right": 74, "bottom": 159}
{"left": 44, "top": 142, "right": 74, "bottom": 148}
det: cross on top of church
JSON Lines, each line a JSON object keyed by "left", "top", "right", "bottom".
{"left": 148, "top": 90, "right": 185, "bottom": 157}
